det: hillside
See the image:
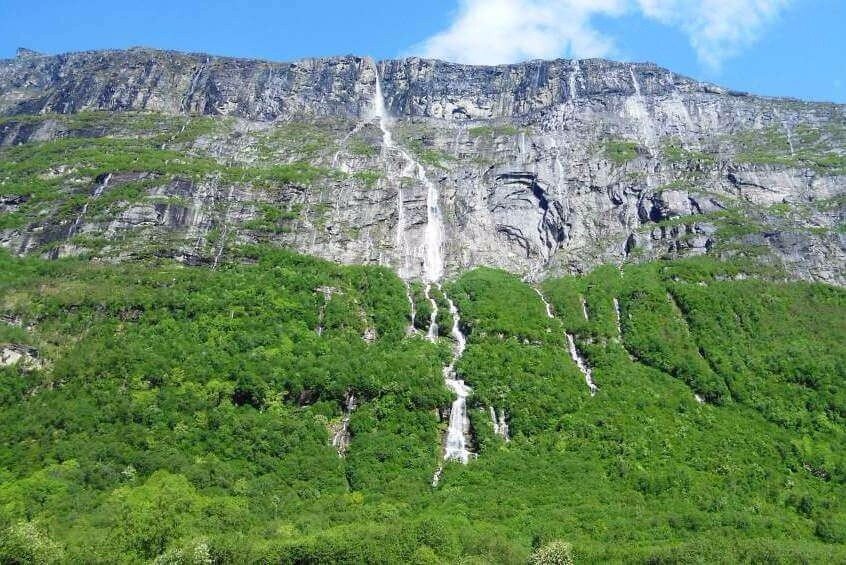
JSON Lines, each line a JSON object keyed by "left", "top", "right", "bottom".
{"left": 0, "top": 47, "right": 844, "bottom": 563}
{"left": 0, "top": 250, "right": 844, "bottom": 562}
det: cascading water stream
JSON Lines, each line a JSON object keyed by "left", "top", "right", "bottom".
{"left": 568, "top": 60, "right": 581, "bottom": 100}
{"left": 372, "top": 71, "right": 413, "bottom": 281}
{"left": 489, "top": 406, "right": 510, "bottom": 441}
{"left": 424, "top": 284, "right": 439, "bottom": 341}
{"left": 613, "top": 298, "right": 622, "bottom": 336}
{"left": 331, "top": 392, "right": 357, "bottom": 456}
{"left": 404, "top": 281, "right": 417, "bottom": 334}
{"left": 567, "top": 334, "right": 598, "bottom": 396}
{"left": 533, "top": 287, "right": 598, "bottom": 396}
{"left": 70, "top": 173, "right": 112, "bottom": 237}
{"left": 371, "top": 63, "right": 472, "bottom": 480}
{"left": 440, "top": 291, "right": 471, "bottom": 462}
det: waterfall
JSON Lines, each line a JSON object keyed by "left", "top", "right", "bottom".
{"left": 69, "top": 173, "right": 112, "bottom": 237}
{"left": 212, "top": 184, "right": 235, "bottom": 270}
{"left": 441, "top": 291, "right": 471, "bottom": 461}
{"left": 567, "top": 333, "right": 598, "bottom": 396}
{"left": 613, "top": 298, "right": 622, "bottom": 336}
{"left": 533, "top": 287, "right": 554, "bottom": 318}
{"left": 625, "top": 67, "right": 658, "bottom": 154}
{"left": 331, "top": 392, "right": 357, "bottom": 456}
{"left": 489, "top": 406, "right": 510, "bottom": 441}
{"left": 404, "top": 281, "right": 417, "bottom": 334}
{"left": 534, "top": 287, "right": 598, "bottom": 396}
{"left": 371, "top": 68, "right": 413, "bottom": 280}
{"left": 371, "top": 62, "right": 472, "bottom": 479}
{"left": 424, "top": 284, "right": 439, "bottom": 340}
{"left": 332, "top": 121, "right": 366, "bottom": 170}
{"left": 433, "top": 290, "right": 473, "bottom": 485}
{"left": 568, "top": 60, "right": 581, "bottom": 100}
{"left": 581, "top": 297, "right": 589, "bottom": 321}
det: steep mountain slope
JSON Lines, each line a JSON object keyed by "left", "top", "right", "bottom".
{"left": 1, "top": 47, "right": 844, "bottom": 283}
{"left": 0, "top": 47, "right": 844, "bottom": 563}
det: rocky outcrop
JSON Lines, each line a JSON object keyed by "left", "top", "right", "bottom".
{"left": 0, "top": 47, "right": 843, "bottom": 285}
{"left": 0, "top": 344, "right": 43, "bottom": 370}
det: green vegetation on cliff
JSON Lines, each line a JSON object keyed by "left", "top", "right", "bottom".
{"left": 0, "top": 249, "right": 843, "bottom": 563}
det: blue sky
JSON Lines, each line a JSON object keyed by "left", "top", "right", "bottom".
{"left": 1, "top": 0, "right": 843, "bottom": 103}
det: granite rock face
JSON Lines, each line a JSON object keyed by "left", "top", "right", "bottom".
{"left": 0, "top": 47, "right": 844, "bottom": 284}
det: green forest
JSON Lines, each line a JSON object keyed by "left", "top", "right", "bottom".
{"left": 0, "top": 247, "right": 843, "bottom": 563}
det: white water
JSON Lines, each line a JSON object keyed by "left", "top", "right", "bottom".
{"left": 783, "top": 122, "right": 796, "bottom": 156}
{"left": 424, "top": 284, "right": 439, "bottom": 340}
{"left": 212, "top": 184, "right": 235, "bottom": 269}
{"left": 69, "top": 173, "right": 112, "bottom": 237}
{"left": 372, "top": 73, "right": 413, "bottom": 280}
{"left": 533, "top": 287, "right": 554, "bottom": 318}
{"left": 567, "top": 333, "right": 598, "bottom": 396}
{"left": 489, "top": 406, "right": 510, "bottom": 441}
{"left": 441, "top": 291, "right": 472, "bottom": 461}
{"left": 625, "top": 68, "right": 658, "bottom": 154}
{"left": 581, "top": 297, "right": 589, "bottom": 321}
{"left": 332, "top": 122, "right": 365, "bottom": 170}
{"left": 613, "top": 298, "right": 622, "bottom": 336}
{"left": 331, "top": 393, "right": 357, "bottom": 456}
{"left": 404, "top": 281, "right": 417, "bottom": 334}
{"left": 371, "top": 64, "right": 472, "bottom": 477}
{"left": 568, "top": 60, "right": 581, "bottom": 100}
{"left": 534, "top": 287, "right": 597, "bottom": 396}
{"left": 694, "top": 393, "right": 705, "bottom": 404}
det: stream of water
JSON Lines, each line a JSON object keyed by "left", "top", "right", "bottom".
{"left": 533, "top": 287, "right": 598, "bottom": 396}
{"left": 371, "top": 63, "right": 472, "bottom": 479}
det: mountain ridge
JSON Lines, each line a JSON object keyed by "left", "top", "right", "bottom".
{"left": 0, "top": 45, "right": 844, "bottom": 285}
{"left": 2, "top": 45, "right": 830, "bottom": 104}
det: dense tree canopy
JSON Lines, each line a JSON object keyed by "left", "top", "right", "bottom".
{"left": 0, "top": 249, "right": 843, "bottom": 562}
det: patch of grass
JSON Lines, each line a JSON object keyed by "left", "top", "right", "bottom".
{"left": 468, "top": 124, "right": 522, "bottom": 138}
{"left": 406, "top": 139, "right": 454, "bottom": 169}
{"left": 352, "top": 170, "right": 382, "bottom": 188}
{"left": 662, "top": 140, "right": 716, "bottom": 164}
{"left": 348, "top": 138, "right": 378, "bottom": 157}
{"left": 243, "top": 204, "right": 301, "bottom": 234}
{"left": 604, "top": 139, "right": 640, "bottom": 164}
{"left": 732, "top": 125, "right": 846, "bottom": 174}
{"left": 255, "top": 121, "right": 335, "bottom": 160}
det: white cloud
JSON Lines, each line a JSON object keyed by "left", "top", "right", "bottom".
{"left": 413, "top": 0, "right": 628, "bottom": 65}
{"left": 414, "top": 0, "right": 792, "bottom": 69}
{"left": 637, "top": 0, "right": 792, "bottom": 69}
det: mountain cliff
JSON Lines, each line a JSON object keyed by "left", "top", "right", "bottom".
{"left": 1, "top": 47, "right": 844, "bottom": 284}
{"left": 0, "top": 47, "right": 845, "bottom": 563}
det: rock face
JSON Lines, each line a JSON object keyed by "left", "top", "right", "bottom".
{"left": 0, "top": 47, "right": 844, "bottom": 284}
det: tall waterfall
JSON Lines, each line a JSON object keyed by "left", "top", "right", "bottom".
{"left": 372, "top": 73, "right": 412, "bottom": 280}
{"left": 625, "top": 67, "right": 658, "bottom": 154}
{"left": 441, "top": 292, "right": 472, "bottom": 462}
{"left": 371, "top": 63, "right": 472, "bottom": 478}
{"left": 70, "top": 173, "right": 112, "bottom": 237}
